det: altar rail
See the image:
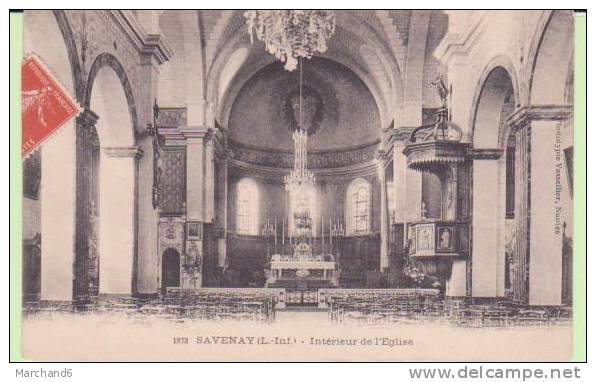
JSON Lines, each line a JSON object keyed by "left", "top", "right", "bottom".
{"left": 318, "top": 288, "right": 442, "bottom": 322}
{"left": 164, "top": 288, "right": 286, "bottom": 320}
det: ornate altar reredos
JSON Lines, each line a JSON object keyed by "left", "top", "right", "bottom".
{"left": 265, "top": 207, "right": 339, "bottom": 289}
{"left": 402, "top": 86, "right": 471, "bottom": 285}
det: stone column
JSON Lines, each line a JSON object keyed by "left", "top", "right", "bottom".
{"left": 182, "top": 128, "right": 210, "bottom": 287}
{"left": 99, "top": 146, "right": 141, "bottom": 295}
{"left": 378, "top": 158, "right": 390, "bottom": 271}
{"left": 73, "top": 109, "right": 99, "bottom": 301}
{"left": 217, "top": 156, "right": 229, "bottom": 269}
{"left": 205, "top": 136, "right": 215, "bottom": 223}
{"left": 136, "top": 133, "right": 159, "bottom": 295}
{"left": 390, "top": 129, "right": 423, "bottom": 226}
{"left": 511, "top": 123, "right": 530, "bottom": 303}
{"left": 508, "top": 105, "right": 573, "bottom": 305}
{"left": 136, "top": 43, "right": 170, "bottom": 295}
{"left": 184, "top": 132, "right": 205, "bottom": 221}
{"left": 469, "top": 149, "right": 504, "bottom": 298}
{"left": 392, "top": 140, "right": 407, "bottom": 225}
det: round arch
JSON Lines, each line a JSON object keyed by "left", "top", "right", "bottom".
{"left": 469, "top": 63, "right": 518, "bottom": 300}
{"left": 52, "top": 10, "right": 84, "bottom": 101}
{"left": 85, "top": 54, "right": 139, "bottom": 296}
{"left": 527, "top": 10, "right": 574, "bottom": 105}
{"left": 85, "top": 53, "right": 138, "bottom": 136}
{"left": 471, "top": 64, "right": 517, "bottom": 149}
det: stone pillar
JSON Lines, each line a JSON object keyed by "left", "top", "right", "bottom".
{"left": 511, "top": 123, "right": 530, "bottom": 303}
{"left": 392, "top": 140, "right": 407, "bottom": 224}
{"left": 99, "top": 146, "right": 141, "bottom": 295}
{"left": 73, "top": 109, "right": 100, "bottom": 301}
{"left": 378, "top": 160, "right": 389, "bottom": 271}
{"left": 470, "top": 149, "right": 504, "bottom": 298}
{"left": 136, "top": 42, "right": 170, "bottom": 295}
{"left": 529, "top": 120, "right": 570, "bottom": 305}
{"left": 136, "top": 134, "right": 159, "bottom": 295}
{"left": 182, "top": 128, "right": 210, "bottom": 287}
{"left": 205, "top": 136, "right": 215, "bottom": 223}
{"left": 185, "top": 132, "right": 205, "bottom": 221}
{"left": 40, "top": 119, "right": 77, "bottom": 301}
{"left": 217, "top": 157, "right": 229, "bottom": 269}
{"left": 391, "top": 130, "right": 423, "bottom": 225}
{"left": 508, "top": 105, "right": 572, "bottom": 305}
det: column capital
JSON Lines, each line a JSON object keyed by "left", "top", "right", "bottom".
{"left": 77, "top": 108, "right": 99, "bottom": 128}
{"left": 507, "top": 104, "right": 573, "bottom": 130}
{"left": 467, "top": 148, "right": 503, "bottom": 160}
{"left": 383, "top": 127, "right": 415, "bottom": 155}
{"left": 180, "top": 127, "right": 212, "bottom": 141}
{"left": 103, "top": 146, "right": 143, "bottom": 158}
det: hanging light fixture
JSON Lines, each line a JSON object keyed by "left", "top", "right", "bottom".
{"left": 244, "top": 10, "right": 336, "bottom": 71}
{"left": 284, "top": 58, "right": 315, "bottom": 192}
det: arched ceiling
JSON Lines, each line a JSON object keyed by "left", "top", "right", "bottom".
{"left": 155, "top": 11, "right": 449, "bottom": 134}
{"left": 228, "top": 57, "right": 381, "bottom": 151}
{"left": 201, "top": 10, "right": 414, "bottom": 129}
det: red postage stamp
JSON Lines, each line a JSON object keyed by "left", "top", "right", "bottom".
{"left": 21, "top": 55, "right": 79, "bottom": 158}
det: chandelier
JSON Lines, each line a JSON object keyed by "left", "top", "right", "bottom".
{"left": 284, "top": 128, "right": 315, "bottom": 191}
{"left": 283, "top": 57, "right": 315, "bottom": 192}
{"left": 244, "top": 10, "right": 336, "bottom": 71}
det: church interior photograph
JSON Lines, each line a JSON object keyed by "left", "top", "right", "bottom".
{"left": 21, "top": 9, "right": 575, "bottom": 335}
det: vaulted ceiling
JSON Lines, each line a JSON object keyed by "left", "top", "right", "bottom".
{"left": 158, "top": 10, "right": 448, "bottom": 135}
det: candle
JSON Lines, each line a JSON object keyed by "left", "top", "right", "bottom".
{"left": 274, "top": 217, "right": 277, "bottom": 248}
{"left": 329, "top": 218, "right": 332, "bottom": 249}
{"left": 322, "top": 215, "right": 325, "bottom": 248}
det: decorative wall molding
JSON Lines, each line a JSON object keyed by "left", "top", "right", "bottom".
{"left": 506, "top": 104, "right": 573, "bottom": 130}
{"left": 159, "top": 125, "right": 227, "bottom": 158}
{"left": 108, "top": 11, "right": 173, "bottom": 65}
{"left": 467, "top": 148, "right": 504, "bottom": 160}
{"left": 229, "top": 139, "right": 380, "bottom": 170}
{"left": 433, "top": 11, "right": 489, "bottom": 65}
{"left": 229, "top": 157, "right": 381, "bottom": 181}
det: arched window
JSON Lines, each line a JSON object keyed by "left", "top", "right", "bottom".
{"left": 347, "top": 178, "right": 370, "bottom": 235}
{"left": 237, "top": 178, "right": 259, "bottom": 235}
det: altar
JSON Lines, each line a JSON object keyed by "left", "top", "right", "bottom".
{"left": 266, "top": 252, "right": 339, "bottom": 288}
{"left": 259, "top": 86, "right": 344, "bottom": 296}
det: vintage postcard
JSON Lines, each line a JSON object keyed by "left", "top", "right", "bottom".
{"left": 15, "top": 9, "right": 580, "bottom": 361}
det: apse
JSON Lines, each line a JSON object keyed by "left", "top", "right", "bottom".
{"left": 227, "top": 57, "right": 382, "bottom": 152}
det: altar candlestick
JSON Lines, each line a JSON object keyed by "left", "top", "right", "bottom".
{"left": 321, "top": 215, "right": 325, "bottom": 250}
{"left": 329, "top": 218, "right": 332, "bottom": 249}
{"left": 274, "top": 217, "right": 277, "bottom": 249}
